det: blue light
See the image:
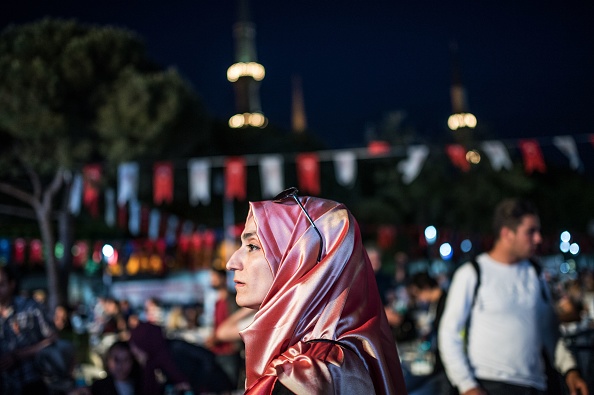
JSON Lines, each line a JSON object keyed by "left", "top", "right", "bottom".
{"left": 560, "top": 241, "right": 570, "bottom": 253}
{"left": 569, "top": 243, "right": 580, "bottom": 255}
{"left": 460, "top": 239, "right": 472, "bottom": 253}
{"left": 560, "top": 231, "right": 571, "bottom": 243}
{"left": 559, "top": 262, "right": 570, "bottom": 274}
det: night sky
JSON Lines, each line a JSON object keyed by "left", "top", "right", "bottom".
{"left": 2, "top": 0, "right": 594, "bottom": 149}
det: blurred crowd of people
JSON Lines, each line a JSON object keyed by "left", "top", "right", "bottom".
{"left": 373, "top": 199, "right": 594, "bottom": 395}
{"left": 374, "top": 250, "right": 594, "bottom": 394}
{"left": 2, "top": 198, "right": 594, "bottom": 395}
{"left": 1, "top": 264, "right": 253, "bottom": 395}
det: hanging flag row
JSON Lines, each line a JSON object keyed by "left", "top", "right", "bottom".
{"left": 68, "top": 134, "right": 594, "bottom": 214}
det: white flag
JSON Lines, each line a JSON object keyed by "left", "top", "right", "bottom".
{"left": 259, "top": 155, "right": 284, "bottom": 198}
{"left": 481, "top": 140, "right": 512, "bottom": 171}
{"left": 68, "top": 173, "right": 83, "bottom": 215}
{"left": 553, "top": 135, "right": 582, "bottom": 170}
{"left": 128, "top": 199, "right": 141, "bottom": 236}
{"left": 397, "top": 145, "right": 429, "bottom": 184}
{"left": 148, "top": 209, "right": 161, "bottom": 240}
{"left": 188, "top": 159, "right": 211, "bottom": 205}
{"left": 333, "top": 151, "right": 357, "bottom": 187}
{"left": 104, "top": 188, "right": 116, "bottom": 227}
{"left": 118, "top": 162, "right": 139, "bottom": 207}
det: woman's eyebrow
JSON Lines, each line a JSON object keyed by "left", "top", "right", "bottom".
{"left": 242, "top": 231, "right": 257, "bottom": 241}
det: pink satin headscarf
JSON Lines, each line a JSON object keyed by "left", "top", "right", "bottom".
{"left": 239, "top": 196, "right": 407, "bottom": 394}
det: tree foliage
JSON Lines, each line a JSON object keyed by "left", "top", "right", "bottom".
{"left": 0, "top": 17, "right": 210, "bottom": 175}
{"left": 0, "top": 18, "right": 210, "bottom": 310}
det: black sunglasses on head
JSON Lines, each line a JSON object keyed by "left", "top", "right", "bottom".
{"left": 273, "top": 187, "right": 323, "bottom": 262}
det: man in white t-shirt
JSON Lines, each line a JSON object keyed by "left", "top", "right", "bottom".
{"left": 438, "top": 198, "right": 588, "bottom": 395}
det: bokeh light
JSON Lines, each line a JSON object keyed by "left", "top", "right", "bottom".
{"left": 102, "top": 244, "right": 114, "bottom": 258}
{"left": 424, "top": 226, "right": 437, "bottom": 245}
{"left": 439, "top": 243, "right": 453, "bottom": 260}
{"left": 460, "top": 239, "right": 472, "bottom": 253}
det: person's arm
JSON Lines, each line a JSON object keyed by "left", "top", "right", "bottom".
{"left": 12, "top": 332, "right": 58, "bottom": 361}
{"left": 438, "top": 263, "right": 483, "bottom": 394}
{"left": 555, "top": 340, "right": 589, "bottom": 395}
{"left": 215, "top": 307, "right": 255, "bottom": 342}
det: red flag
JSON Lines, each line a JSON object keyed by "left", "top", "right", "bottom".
{"left": 83, "top": 164, "right": 102, "bottom": 217}
{"left": 367, "top": 141, "right": 391, "bottom": 156}
{"left": 140, "top": 205, "right": 150, "bottom": 235}
{"left": 14, "top": 238, "right": 26, "bottom": 265}
{"left": 117, "top": 205, "right": 128, "bottom": 229}
{"left": 204, "top": 229, "right": 217, "bottom": 250}
{"left": 29, "top": 239, "right": 43, "bottom": 264}
{"left": 225, "top": 157, "right": 247, "bottom": 200}
{"left": 446, "top": 144, "right": 470, "bottom": 172}
{"left": 72, "top": 241, "right": 89, "bottom": 268}
{"left": 519, "top": 139, "right": 546, "bottom": 174}
{"left": 377, "top": 225, "right": 397, "bottom": 250}
{"left": 153, "top": 161, "right": 174, "bottom": 205}
{"left": 296, "top": 153, "right": 320, "bottom": 195}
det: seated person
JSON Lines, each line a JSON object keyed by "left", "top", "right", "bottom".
{"left": 91, "top": 341, "right": 141, "bottom": 395}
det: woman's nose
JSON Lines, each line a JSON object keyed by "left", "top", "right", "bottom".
{"left": 226, "top": 249, "right": 241, "bottom": 271}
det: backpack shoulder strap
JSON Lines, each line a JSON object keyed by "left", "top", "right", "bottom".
{"left": 469, "top": 256, "right": 481, "bottom": 311}
{"left": 463, "top": 257, "right": 481, "bottom": 343}
{"left": 528, "top": 257, "right": 548, "bottom": 301}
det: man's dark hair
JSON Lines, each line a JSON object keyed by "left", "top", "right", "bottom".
{"left": 492, "top": 198, "right": 538, "bottom": 237}
{"left": 408, "top": 271, "right": 438, "bottom": 290}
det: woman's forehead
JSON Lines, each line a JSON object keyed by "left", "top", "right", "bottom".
{"left": 241, "top": 216, "right": 259, "bottom": 240}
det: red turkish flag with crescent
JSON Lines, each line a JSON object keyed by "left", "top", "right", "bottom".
{"left": 446, "top": 144, "right": 470, "bottom": 172}
{"left": 153, "top": 161, "right": 174, "bottom": 205}
{"left": 519, "top": 139, "right": 546, "bottom": 174}
{"left": 296, "top": 153, "right": 320, "bottom": 195}
{"left": 225, "top": 157, "right": 247, "bottom": 200}
{"left": 83, "top": 164, "right": 102, "bottom": 217}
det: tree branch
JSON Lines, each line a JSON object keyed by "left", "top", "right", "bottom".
{"left": 0, "top": 182, "right": 36, "bottom": 207}
{"left": 22, "top": 161, "right": 43, "bottom": 200}
{"left": 42, "top": 168, "right": 65, "bottom": 212}
{"left": 0, "top": 204, "right": 39, "bottom": 220}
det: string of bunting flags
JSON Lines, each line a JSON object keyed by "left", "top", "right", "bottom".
{"left": 2, "top": 133, "right": 592, "bottom": 276}
{"left": 69, "top": 133, "right": 593, "bottom": 231}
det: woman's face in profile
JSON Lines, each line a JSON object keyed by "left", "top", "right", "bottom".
{"left": 226, "top": 216, "right": 274, "bottom": 310}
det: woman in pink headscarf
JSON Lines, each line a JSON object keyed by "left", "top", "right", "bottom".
{"left": 226, "top": 188, "right": 407, "bottom": 394}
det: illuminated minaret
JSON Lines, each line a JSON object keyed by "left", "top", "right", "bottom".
{"left": 447, "top": 42, "right": 477, "bottom": 131}
{"left": 227, "top": 0, "right": 267, "bottom": 128}
{"left": 291, "top": 74, "right": 307, "bottom": 133}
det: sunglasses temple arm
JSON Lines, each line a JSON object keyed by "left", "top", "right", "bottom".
{"left": 292, "top": 196, "right": 323, "bottom": 262}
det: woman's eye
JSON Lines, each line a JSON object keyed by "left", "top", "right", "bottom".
{"left": 247, "top": 244, "right": 260, "bottom": 252}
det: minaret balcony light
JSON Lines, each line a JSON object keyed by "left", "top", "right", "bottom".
{"left": 448, "top": 112, "right": 477, "bottom": 130}
{"left": 229, "top": 112, "right": 267, "bottom": 128}
{"left": 227, "top": 62, "right": 265, "bottom": 82}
